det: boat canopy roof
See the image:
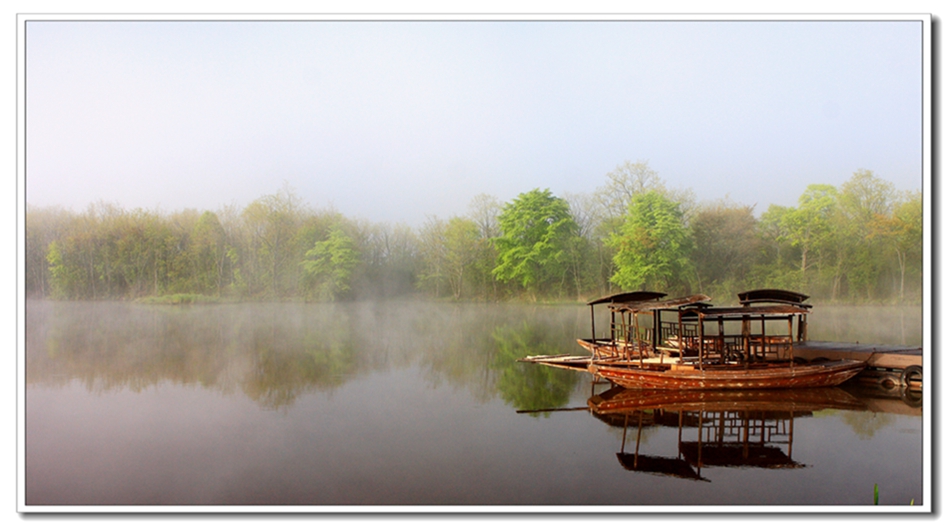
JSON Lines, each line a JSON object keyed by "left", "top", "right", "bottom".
{"left": 608, "top": 294, "right": 712, "bottom": 313}
{"left": 615, "top": 453, "right": 709, "bottom": 481}
{"left": 738, "top": 289, "right": 811, "bottom": 308}
{"left": 683, "top": 304, "right": 810, "bottom": 319}
{"left": 587, "top": 290, "right": 666, "bottom": 305}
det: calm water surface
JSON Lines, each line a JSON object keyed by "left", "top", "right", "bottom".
{"left": 24, "top": 300, "right": 923, "bottom": 507}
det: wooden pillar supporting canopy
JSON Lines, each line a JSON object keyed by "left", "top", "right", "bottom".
{"left": 698, "top": 312, "right": 705, "bottom": 371}
{"left": 633, "top": 311, "right": 643, "bottom": 366}
{"left": 652, "top": 310, "right": 660, "bottom": 351}
{"left": 610, "top": 311, "right": 615, "bottom": 342}
{"left": 788, "top": 316, "right": 794, "bottom": 368}
{"left": 590, "top": 305, "right": 596, "bottom": 343}
{"left": 760, "top": 315, "right": 766, "bottom": 361}
{"left": 742, "top": 315, "right": 750, "bottom": 367}
{"left": 677, "top": 310, "right": 684, "bottom": 357}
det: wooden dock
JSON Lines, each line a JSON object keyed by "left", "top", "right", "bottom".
{"left": 794, "top": 341, "right": 922, "bottom": 389}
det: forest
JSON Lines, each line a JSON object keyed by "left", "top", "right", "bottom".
{"left": 25, "top": 163, "right": 923, "bottom": 305}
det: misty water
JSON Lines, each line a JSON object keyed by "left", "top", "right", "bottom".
{"left": 25, "top": 300, "right": 923, "bottom": 507}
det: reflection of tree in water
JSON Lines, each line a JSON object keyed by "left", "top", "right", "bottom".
{"left": 491, "top": 322, "right": 581, "bottom": 415}
{"left": 28, "top": 301, "right": 364, "bottom": 409}
{"left": 28, "top": 300, "right": 591, "bottom": 410}
{"left": 239, "top": 311, "right": 358, "bottom": 409}
{"left": 407, "top": 303, "right": 503, "bottom": 397}
{"left": 839, "top": 411, "right": 894, "bottom": 439}
{"left": 402, "top": 303, "right": 586, "bottom": 407}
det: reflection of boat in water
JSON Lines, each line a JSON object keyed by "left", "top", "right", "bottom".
{"left": 589, "top": 385, "right": 869, "bottom": 414}
{"left": 840, "top": 382, "right": 923, "bottom": 416}
{"left": 588, "top": 386, "right": 867, "bottom": 481}
{"left": 522, "top": 289, "right": 866, "bottom": 390}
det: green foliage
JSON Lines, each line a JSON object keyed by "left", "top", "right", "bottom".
{"left": 189, "top": 211, "right": 230, "bottom": 295}
{"left": 27, "top": 166, "right": 922, "bottom": 305}
{"left": 596, "top": 160, "right": 665, "bottom": 220}
{"left": 46, "top": 241, "right": 77, "bottom": 299}
{"left": 351, "top": 221, "right": 419, "bottom": 298}
{"left": 135, "top": 293, "right": 221, "bottom": 305}
{"left": 691, "top": 200, "right": 760, "bottom": 294}
{"left": 301, "top": 225, "right": 360, "bottom": 301}
{"left": 608, "top": 191, "right": 694, "bottom": 293}
{"left": 780, "top": 184, "right": 838, "bottom": 290}
{"left": 239, "top": 187, "right": 308, "bottom": 297}
{"left": 492, "top": 188, "right": 581, "bottom": 298}
{"left": 417, "top": 216, "right": 491, "bottom": 300}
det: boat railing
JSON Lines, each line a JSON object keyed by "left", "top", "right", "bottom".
{"left": 659, "top": 320, "right": 699, "bottom": 340}
{"left": 665, "top": 335, "right": 742, "bottom": 363}
{"left": 747, "top": 335, "right": 793, "bottom": 361}
{"left": 605, "top": 323, "right": 657, "bottom": 360}
{"left": 663, "top": 333, "right": 792, "bottom": 364}
{"left": 700, "top": 410, "right": 792, "bottom": 446}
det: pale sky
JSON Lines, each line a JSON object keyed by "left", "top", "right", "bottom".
{"left": 25, "top": 18, "right": 924, "bottom": 225}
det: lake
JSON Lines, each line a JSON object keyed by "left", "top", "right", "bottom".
{"left": 23, "top": 300, "right": 924, "bottom": 508}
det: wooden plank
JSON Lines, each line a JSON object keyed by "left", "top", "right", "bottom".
{"left": 793, "top": 341, "right": 922, "bottom": 370}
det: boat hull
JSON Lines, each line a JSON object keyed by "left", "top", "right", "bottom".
{"left": 589, "top": 360, "right": 865, "bottom": 390}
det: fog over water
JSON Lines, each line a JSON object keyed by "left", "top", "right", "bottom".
{"left": 25, "top": 300, "right": 922, "bottom": 507}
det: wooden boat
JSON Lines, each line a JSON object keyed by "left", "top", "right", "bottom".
{"left": 589, "top": 358, "right": 865, "bottom": 390}
{"left": 520, "top": 289, "right": 866, "bottom": 390}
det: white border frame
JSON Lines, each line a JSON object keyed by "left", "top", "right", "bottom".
{"left": 16, "top": 11, "right": 933, "bottom": 515}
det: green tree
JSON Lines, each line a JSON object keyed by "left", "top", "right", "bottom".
{"left": 564, "top": 191, "right": 612, "bottom": 298}
{"left": 837, "top": 170, "right": 897, "bottom": 300}
{"left": 239, "top": 186, "right": 306, "bottom": 297}
{"left": 442, "top": 217, "right": 482, "bottom": 300}
{"left": 189, "top": 211, "right": 230, "bottom": 295}
{"left": 868, "top": 191, "right": 922, "bottom": 302}
{"left": 26, "top": 206, "right": 73, "bottom": 298}
{"left": 46, "top": 240, "right": 80, "bottom": 299}
{"left": 492, "top": 189, "right": 580, "bottom": 299}
{"left": 595, "top": 160, "right": 665, "bottom": 221}
{"left": 780, "top": 184, "right": 838, "bottom": 291}
{"left": 351, "top": 221, "right": 419, "bottom": 298}
{"left": 608, "top": 191, "right": 694, "bottom": 293}
{"left": 417, "top": 217, "right": 449, "bottom": 296}
{"left": 416, "top": 216, "right": 488, "bottom": 300}
{"left": 691, "top": 199, "right": 760, "bottom": 297}
{"left": 301, "top": 225, "right": 360, "bottom": 301}
{"left": 466, "top": 194, "right": 502, "bottom": 298}
{"left": 750, "top": 204, "right": 798, "bottom": 291}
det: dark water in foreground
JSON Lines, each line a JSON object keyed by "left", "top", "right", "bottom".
{"left": 24, "top": 300, "right": 924, "bottom": 507}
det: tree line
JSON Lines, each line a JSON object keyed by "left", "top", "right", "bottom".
{"left": 25, "top": 163, "right": 923, "bottom": 304}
